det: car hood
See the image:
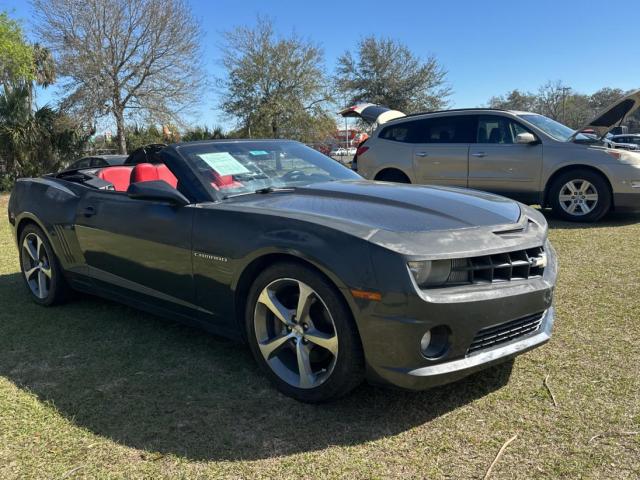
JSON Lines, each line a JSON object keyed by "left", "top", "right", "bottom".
{"left": 570, "top": 89, "right": 640, "bottom": 141}
{"left": 217, "top": 181, "right": 548, "bottom": 258}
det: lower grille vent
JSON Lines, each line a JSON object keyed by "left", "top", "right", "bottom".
{"left": 467, "top": 312, "right": 544, "bottom": 355}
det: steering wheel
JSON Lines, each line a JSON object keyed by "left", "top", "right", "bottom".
{"left": 281, "top": 170, "right": 308, "bottom": 182}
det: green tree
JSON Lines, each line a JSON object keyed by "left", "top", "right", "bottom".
{"left": 335, "top": 36, "right": 451, "bottom": 113}
{"left": 182, "top": 126, "right": 228, "bottom": 142}
{"left": 488, "top": 89, "right": 537, "bottom": 111}
{"left": 0, "top": 12, "right": 34, "bottom": 92}
{"left": 219, "top": 17, "right": 334, "bottom": 142}
{"left": 0, "top": 85, "right": 88, "bottom": 184}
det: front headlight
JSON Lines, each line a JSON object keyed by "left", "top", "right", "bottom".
{"left": 407, "top": 260, "right": 451, "bottom": 288}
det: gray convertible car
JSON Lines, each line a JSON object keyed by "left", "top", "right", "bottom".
{"left": 8, "top": 140, "right": 557, "bottom": 402}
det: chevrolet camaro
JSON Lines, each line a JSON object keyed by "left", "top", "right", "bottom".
{"left": 8, "top": 140, "right": 557, "bottom": 402}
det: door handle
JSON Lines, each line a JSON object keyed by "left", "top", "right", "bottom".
{"left": 471, "top": 152, "right": 487, "bottom": 158}
{"left": 415, "top": 152, "right": 428, "bottom": 157}
{"left": 83, "top": 206, "right": 96, "bottom": 217}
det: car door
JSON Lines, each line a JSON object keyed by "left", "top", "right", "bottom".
{"left": 468, "top": 115, "right": 543, "bottom": 202}
{"left": 74, "top": 188, "right": 197, "bottom": 312}
{"left": 410, "top": 115, "right": 475, "bottom": 187}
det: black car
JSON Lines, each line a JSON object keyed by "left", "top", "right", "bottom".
{"left": 8, "top": 140, "right": 557, "bottom": 402}
{"left": 66, "top": 154, "right": 128, "bottom": 170}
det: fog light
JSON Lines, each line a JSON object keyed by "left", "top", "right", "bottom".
{"left": 420, "top": 331, "right": 432, "bottom": 352}
{"left": 420, "top": 325, "right": 450, "bottom": 359}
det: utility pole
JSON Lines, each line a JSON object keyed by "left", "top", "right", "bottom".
{"left": 561, "top": 87, "right": 571, "bottom": 124}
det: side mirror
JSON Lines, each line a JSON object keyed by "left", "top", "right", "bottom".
{"left": 516, "top": 132, "right": 537, "bottom": 144}
{"left": 127, "top": 180, "right": 189, "bottom": 206}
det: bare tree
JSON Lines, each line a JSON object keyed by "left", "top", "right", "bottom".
{"left": 32, "top": 0, "right": 205, "bottom": 153}
{"left": 219, "top": 17, "right": 334, "bottom": 141}
{"left": 335, "top": 36, "right": 451, "bottom": 113}
{"left": 535, "top": 80, "right": 570, "bottom": 121}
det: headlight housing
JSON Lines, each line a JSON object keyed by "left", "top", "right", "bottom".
{"left": 407, "top": 260, "right": 451, "bottom": 288}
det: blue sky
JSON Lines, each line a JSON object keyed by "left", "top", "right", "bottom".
{"left": 3, "top": 0, "right": 640, "bottom": 132}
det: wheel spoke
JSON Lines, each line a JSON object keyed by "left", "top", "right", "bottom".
{"left": 584, "top": 194, "right": 598, "bottom": 201}
{"left": 580, "top": 203, "right": 592, "bottom": 213}
{"left": 259, "top": 333, "right": 293, "bottom": 359}
{"left": 296, "top": 341, "right": 315, "bottom": 388}
{"left": 567, "top": 181, "right": 579, "bottom": 194}
{"left": 35, "top": 235, "right": 44, "bottom": 259}
{"left": 295, "top": 281, "right": 315, "bottom": 322}
{"left": 558, "top": 194, "right": 573, "bottom": 202}
{"left": 24, "top": 266, "right": 39, "bottom": 280}
{"left": 567, "top": 203, "right": 578, "bottom": 213}
{"left": 23, "top": 238, "right": 37, "bottom": 261}
{"left": 258, "top": 289, "right": 292, "bottom": 325}
{"left": 305, "top": 329, "right": 338, "bottom": 356}
{"left": 37, "top": 270, "right": 47, "bottom": 299}
{"left": 580, "top": 181, "right": 593, "bottom": 193}
{"left": 41, "top": 266, "right": 52, "bottom": 279}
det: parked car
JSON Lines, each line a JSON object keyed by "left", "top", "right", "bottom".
{"left": 577, "top": 133, "right": 637, "bottom": 151}
{"left": 8, "top": 140, "right": 557, "bottom": 402}
{"left": 611, "top": 134, "right": 640, "bottom": 148}
{"left": 341, "top": 90, "right": 640, "bottom": 222}
{"left": 65, "top": 154, "right": 127, "bottom": 171}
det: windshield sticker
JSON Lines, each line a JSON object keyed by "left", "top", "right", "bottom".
{"left": 249, "top": 150, "right": 269, "bottom": 156}
{"left": 197, "top": 152, "right": 250, "bottom": 176}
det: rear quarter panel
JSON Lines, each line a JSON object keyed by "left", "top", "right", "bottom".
{"left": 358, "top": 136, "right": 414, "bottom": 181}
{"left": 9, "top": 178, "right": 87, "bottom": 275}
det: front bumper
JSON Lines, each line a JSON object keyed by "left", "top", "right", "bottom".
{"left": 359, "top": 244, "right": 558, "bottom": 391}
{"left": 374, "top": 308, "right": 554, "bottom": 390}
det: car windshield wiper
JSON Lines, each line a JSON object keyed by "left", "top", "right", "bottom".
{"left": 222, "top": 186, "right": 296, "bottom": 200}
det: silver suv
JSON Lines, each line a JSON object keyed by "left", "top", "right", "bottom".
{"left": 341, "top": 91, "right": 640, "bottom": 222}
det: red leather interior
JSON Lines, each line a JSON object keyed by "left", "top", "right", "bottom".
{"left": 130, "top": 163, "right": 178, "bottom": 188}
{"left": 210, "top": 171, "right": 243, "bottom": 190}
{"left": 97, "top": 166, "right": 134, "bottom": 192}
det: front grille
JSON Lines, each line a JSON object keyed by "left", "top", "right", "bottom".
{"left": 467, "top": 312, "right": 545, "bottom": 355}
{"left": 441, "top": 246, "right": 546, "bottom": 287}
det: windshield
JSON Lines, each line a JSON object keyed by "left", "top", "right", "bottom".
{"left": 177, "top": 141, "right": 361, "bottom": 197}
{"left": 519, "top": 114, "right": 590, "bottom": 142}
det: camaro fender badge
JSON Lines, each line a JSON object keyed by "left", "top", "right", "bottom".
{"left": 193, "top": 251, "right": 228, "bottom": 262}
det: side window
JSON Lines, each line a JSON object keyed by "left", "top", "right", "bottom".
{"left": 477, "top": 116, "right": 532, "bottom": 144}
{"left": 416, "top": 116, "right": 475, "bottom": 143}
{"left": 379, "top": 122, "right": 414, "bottom": 143}
{"left": 89, "top": 158, "right": 107, "bottom": 168}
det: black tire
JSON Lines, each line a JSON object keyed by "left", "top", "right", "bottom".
{"left": 18, "top": 223, "right": 71, "bottom": 306}
{"left": 375, "top": 169, "right": 411, "bottom": 183}
{"left": 548, "top": 169, "right": 611, "bottom": 222}
{"left": 245, "top": 261, "right": 364, "bottom": 403}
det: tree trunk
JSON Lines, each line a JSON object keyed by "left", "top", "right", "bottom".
{"left": 114, "top": 107, "right": 127, "bottom": 154}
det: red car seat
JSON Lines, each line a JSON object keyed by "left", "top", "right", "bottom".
{"left": 130, "top": 163, "right": 178, "bottom": 188}
{"left": 97, "top": 166, "right": 134, "bottom": 192}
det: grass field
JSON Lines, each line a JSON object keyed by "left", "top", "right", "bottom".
{"left": 0, "top": 192, "right": 638, "bottom": 479}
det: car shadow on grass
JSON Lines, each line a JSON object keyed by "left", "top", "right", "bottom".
{"left": 0, "top": 272, "right": 514, "bottom": 461}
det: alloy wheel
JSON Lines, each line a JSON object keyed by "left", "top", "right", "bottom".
{"left": 253, "top": 278, "right": 338, "bottom": 389}
{"left": 558, "top": 179, "right": 599, "bottom": 216}
{"left": 21, "top": 232, "right": 52, "bottom": 299}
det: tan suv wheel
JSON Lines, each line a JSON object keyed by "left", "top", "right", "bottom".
{"left": 549, "top": 169, "right": 611, "bottom": 222}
